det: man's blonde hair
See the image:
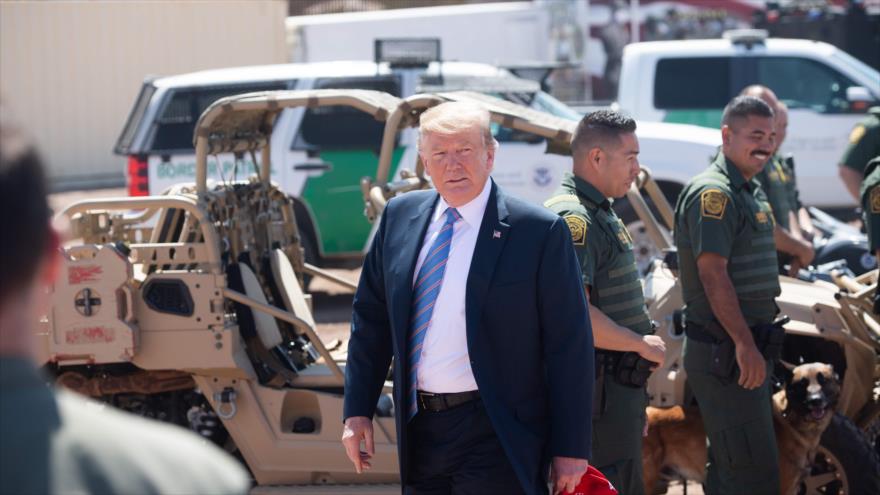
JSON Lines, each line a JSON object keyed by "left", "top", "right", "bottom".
{"left": 418, "top": 101, "right": 498, "bottom": 151}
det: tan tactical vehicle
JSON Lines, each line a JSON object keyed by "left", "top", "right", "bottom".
{"left": 40, "top": 89, "right": 579, "bottom": 494}
{"left": 42, "top": 87, "right": 878, "bottom": 494}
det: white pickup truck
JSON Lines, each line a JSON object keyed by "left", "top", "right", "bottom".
{"left": 616, "top": 30, "right": 880, "bottom": 209}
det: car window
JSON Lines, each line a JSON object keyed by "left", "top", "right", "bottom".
{"left": 115, "top": 82, "right": 157, "bottom": 155}
{"left": 291, "top": 76, "right": 401, "bottom": 151}
{"left": 654, "top": 57, "right": 733, "bottom": 109}
{"left": 148, "top": 81, "right": 290, "bottom": 153}
{"left": 755, "top": 57, "right": 860, "bottom": 113}
{"left": 833, "top": 49, "right": 880, "bottom": 93}
{"left": 532, "top": 91, "right": 581, "bottom": 120}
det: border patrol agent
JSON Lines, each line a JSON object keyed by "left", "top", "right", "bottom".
{"left": 840, "top": 107, "right": 880, "bottom": 201}
{"left": 739, "top": 86, "right": 814, "bottom": 275}
{"left": 861, "top": 156, "right": 880, "bottom": 313}
{"left": 674, "top": 96, "right": 788, "bottom": 495}
{"left": 755, "top": 155, "right": 795, "bottom": 230}
{"left": 0, "top": 122, "right": 250, "bottom": 495}
{"left": 861, "top": 156, "right": 880, "bottom": 256}
{"left": 546, "top": 111, "right": 666, "bottom": 495}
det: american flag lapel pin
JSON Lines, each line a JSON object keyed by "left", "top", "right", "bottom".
{"left": 492, "top": 230, "right": 501, "bottom": 239}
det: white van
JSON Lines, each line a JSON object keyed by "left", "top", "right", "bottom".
{"left": 617, "top": 30, "right": 880, "bottom": 208}
{"left": 115, "top": 45, "right": 719, "bottom": 269}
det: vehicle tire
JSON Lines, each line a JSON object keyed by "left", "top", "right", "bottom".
{"left": 800, "top": 412, "right": 880, "bottom": 495}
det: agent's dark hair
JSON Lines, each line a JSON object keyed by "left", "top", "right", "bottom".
{"left": 721, "top": 95, "right": 774, "bottom": 127}
{"left": 0, "top": 122, "right": 51, "bottom": 307}
{"left": 571, "top": 110, "right": 637, "bottom": 157}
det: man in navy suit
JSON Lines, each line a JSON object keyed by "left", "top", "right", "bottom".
{"left": 341, "top": 102, "right": 595, "bottom": 494}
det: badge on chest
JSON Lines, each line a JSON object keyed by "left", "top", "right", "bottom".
{"left": 612, "top": 218, "right": 633, "bottom": 249}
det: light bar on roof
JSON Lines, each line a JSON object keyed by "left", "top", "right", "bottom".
{"left": 374, "top": 38, "right": 441, "bottom": 68}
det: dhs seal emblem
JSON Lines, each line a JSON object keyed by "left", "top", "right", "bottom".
{"left": 533, "top": 167, "right": 552, "bottom": 187}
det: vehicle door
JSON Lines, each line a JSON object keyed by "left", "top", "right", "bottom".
{"left": 281, "top": 76, "right": 404, "bottom": 260}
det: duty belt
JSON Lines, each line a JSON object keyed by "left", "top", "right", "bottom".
{"left": 416, "top": 390, "right": 480, "bottom": 413}
{"left": 685, "top": 317, "right": 788, "bottom": 361}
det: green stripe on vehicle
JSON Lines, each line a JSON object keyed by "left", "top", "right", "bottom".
{"left": 663, "top": 110, "right": 724, "bottom": 130}
{"left": 301, "top": 148, "right": 406, "bottom": 256}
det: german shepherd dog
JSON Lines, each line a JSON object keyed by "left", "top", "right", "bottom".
{"left": 642, "top": 363, "right": 841, "bottom": 495}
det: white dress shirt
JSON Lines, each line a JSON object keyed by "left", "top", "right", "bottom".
{"left": 412, "top": 179, "right": 492, "bottom": 393}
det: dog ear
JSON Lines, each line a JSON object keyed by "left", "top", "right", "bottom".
{"left": 775, "top": 360, "right": 795, "bottom": 386}
{"left": 827, "top": 364, "right": 839, "bottom": 382}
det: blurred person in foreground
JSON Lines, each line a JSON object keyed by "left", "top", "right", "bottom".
{"left": 740, "top": 85, "right": 815, "bottom": 271}
{"left": 674, "top": 96, "right": 794, "bottom": 494}
{"left": 0, "top": 121, "right": 250, "bottom": 495}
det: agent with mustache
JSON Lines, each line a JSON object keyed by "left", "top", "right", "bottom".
{"left": 545, "top": 110, "right": 665, "bottom": 495}
{"left": 740, "top": 85, "right": 815, "bottom": 273}
{"left": 673, "top": 96, "right": 803, "bottom": 494}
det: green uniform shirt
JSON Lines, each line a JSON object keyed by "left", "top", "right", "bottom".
{"left": 755, "top": 154, "right": 795, "bottom": 230}
{"left": 861, "top": 157, "right": 880, "bottom": 252}
{"left": 841, "top": 107, "right": 880, "bottom": 173}
{"left": 0, "top": 357, "right": 250, "bottom": 495}
{"left": 674, "top": 154, "right": 781, "bottom": 328}
{"left": 781, "top": 154, "right": 802, "bottom": 210}
{"left": 545, "top": 172, "right": 653, "bottom": 335}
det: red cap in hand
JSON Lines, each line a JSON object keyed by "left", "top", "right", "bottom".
{"left": 562, "top": 465, "right": 618, "bottom": 495}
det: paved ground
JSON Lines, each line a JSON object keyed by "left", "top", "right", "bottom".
{"left": 50, "top": 187, "right": 705, "bottom": 495}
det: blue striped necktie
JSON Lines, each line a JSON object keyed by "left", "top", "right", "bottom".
{"left": 407, "top": 207, "right": 461, "bottom": 420}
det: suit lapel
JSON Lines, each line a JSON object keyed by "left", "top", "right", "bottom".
{"left": 465, "top": 181, "right": 510, "bottom": 334}
{"left": 391, "top": 191, "right": 438, "bottom": 352}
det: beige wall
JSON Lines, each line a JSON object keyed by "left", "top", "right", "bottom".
{"left": 1, "top": 0, "right": 287, "bottom": 189}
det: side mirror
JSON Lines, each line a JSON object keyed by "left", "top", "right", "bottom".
{"left": 846, "top": 86, "right": 873, "bottom": 102}
{"left": 846, "top": 86, "right": 874, "bottom": 112}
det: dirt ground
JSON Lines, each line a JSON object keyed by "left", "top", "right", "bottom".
{"left": 49, "top": 187, "right": 705, "bottom": 495}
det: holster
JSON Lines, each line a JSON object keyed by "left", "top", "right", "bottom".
{"left": 596, "top": 350, "right": 654, "bottom": 391}
{"left": 752, "top": 318, "right": 787, "bottom": 361}
{"left": 614, "top": 352, "right": 655, "bottom": 388}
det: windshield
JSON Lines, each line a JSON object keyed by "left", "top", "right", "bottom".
{"left": 531, "top": 91, "right": 581, "bottom": 120}
{"left": 495, "top": 91, "right": 581, "bottom": 121}
{"left": 833, "top": 49, "right": 880, "bottom": 95}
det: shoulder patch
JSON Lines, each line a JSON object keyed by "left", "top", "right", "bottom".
{"left": 700, "top": 189, "right": 728, "bottom": 220}
{"left": 564, "top": 215, "right": 587, "bottom": 245}
{"left": 850, "top": 125, "right": 866, "bottom": 144}
{"left": 544, "top": 194, "right": 581, "bottom": 208}
{"left": 871, "top": 187, "right": 880, "bottom": 214}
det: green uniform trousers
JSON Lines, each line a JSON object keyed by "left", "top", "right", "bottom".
{"left": 684, "top": 338, "right": 779, "bottom": 495}
{"left": 591, "top": 373, "right": 647, "bottom": 495}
